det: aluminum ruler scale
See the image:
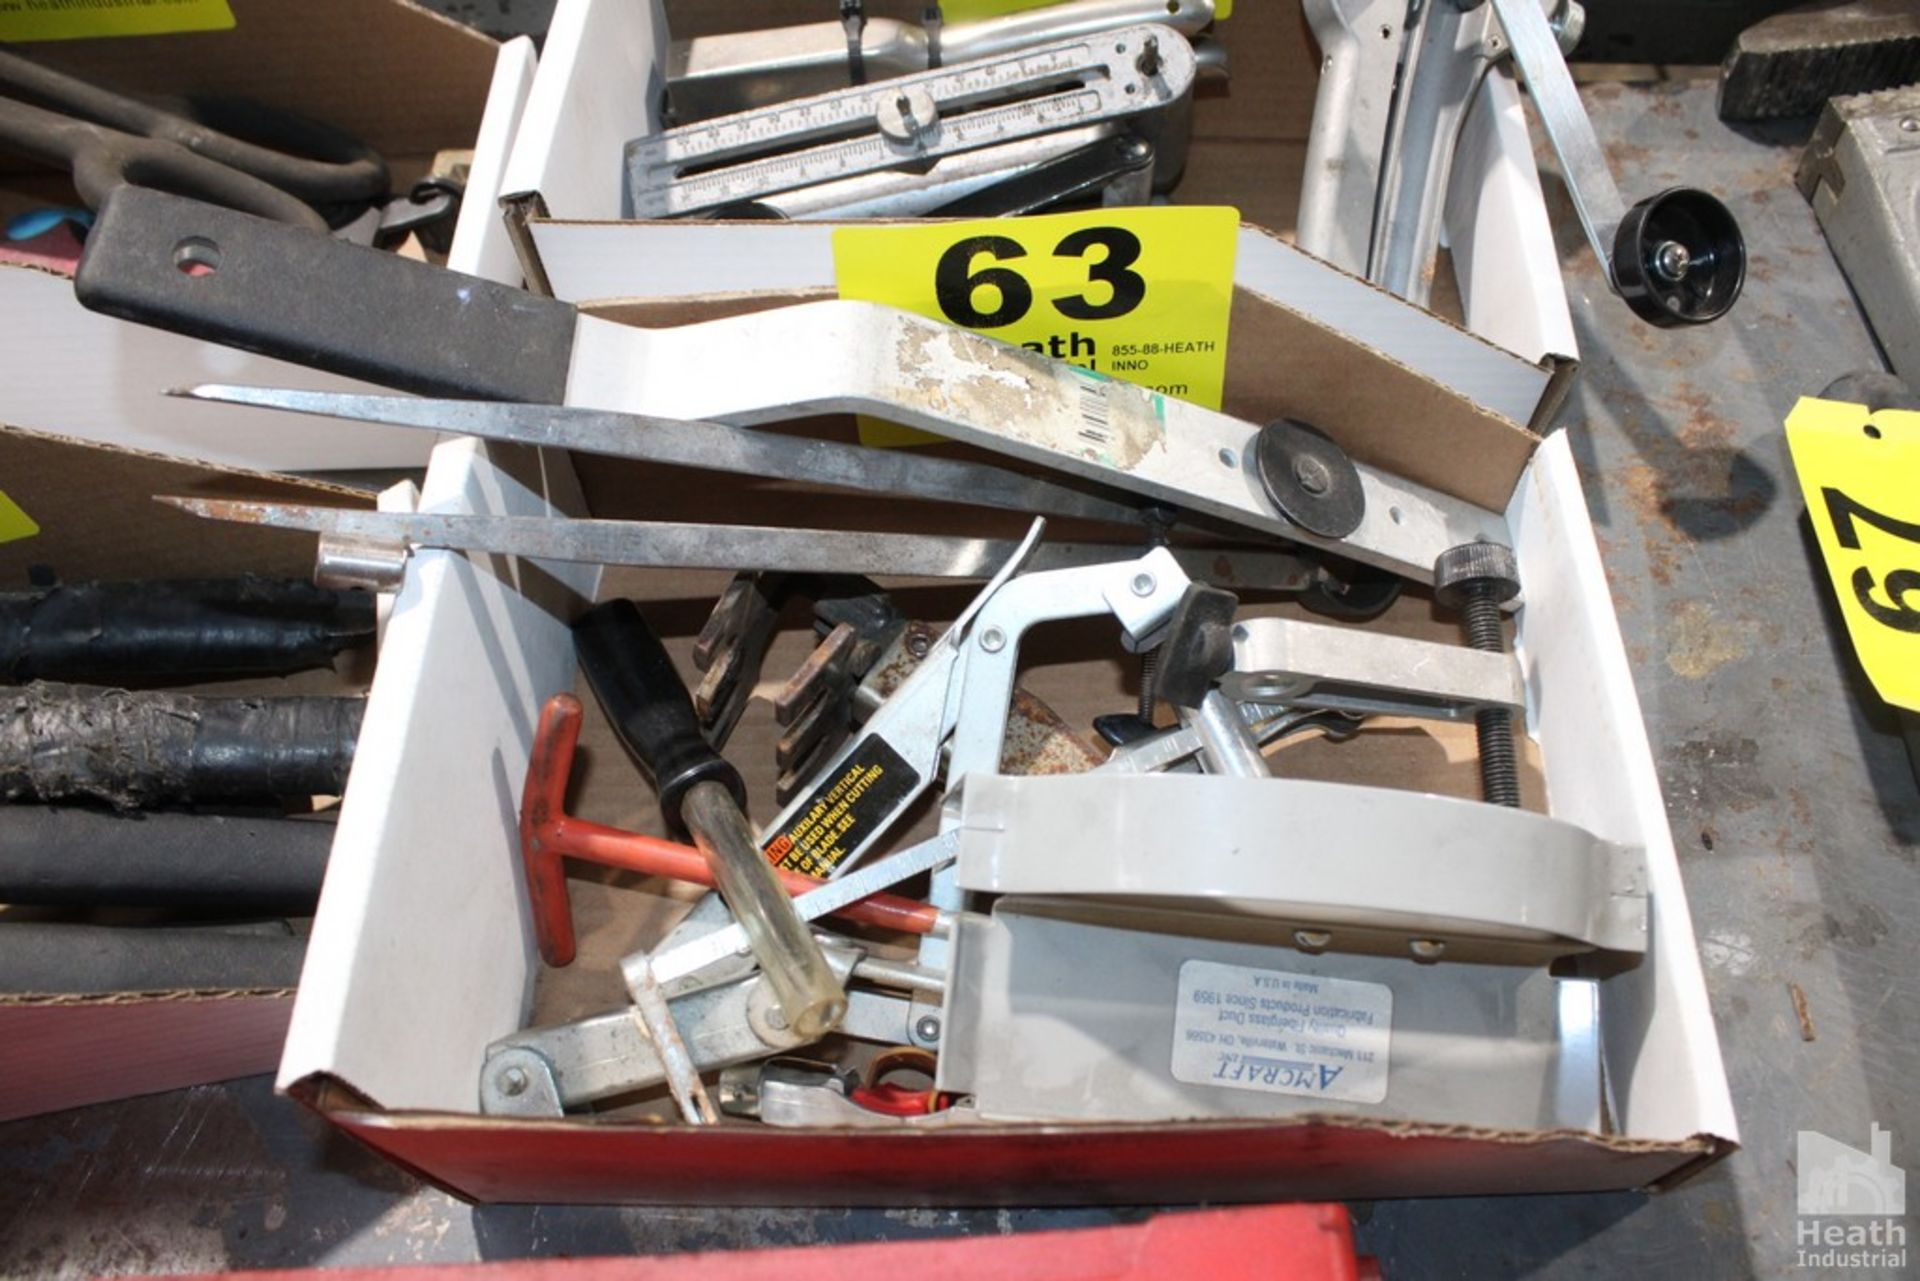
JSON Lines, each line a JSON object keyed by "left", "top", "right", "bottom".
{"left": 624, "top": 25, "right": 1196, "bottom": 218}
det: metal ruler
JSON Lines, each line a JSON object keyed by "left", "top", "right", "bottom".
{"left": 625, "top": 25, "right": 1196, "bottom": 218}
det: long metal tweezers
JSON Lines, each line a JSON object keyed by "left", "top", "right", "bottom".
{"left": 157, "top": 499, "right": 1314, "bottom": 587}
{"left": 174, "top": 384, "right": 1142, "bottom": 529}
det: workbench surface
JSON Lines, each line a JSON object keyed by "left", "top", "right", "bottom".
{"left": 1, "top": 75, "right": 1914, "bottom": 1281}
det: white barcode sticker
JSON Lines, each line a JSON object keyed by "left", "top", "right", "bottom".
{"left": 1075, "top": 379, "right": 1113, "bottom": 448}
{"left": 1170, "top": 960, "right": 1392, "bottom": 1104}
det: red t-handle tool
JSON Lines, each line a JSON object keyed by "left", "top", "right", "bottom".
{"left": 518, "top": 692, "right": 939, "bottom": 966}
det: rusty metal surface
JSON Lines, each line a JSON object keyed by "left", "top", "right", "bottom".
{"left": 2, "top": 71, "right": 1914, "bottom": 1281}
{"left": 1348, "top": 76, "right": 1916, "bottom": 1278}
{"left": 1350, "top": 78, "right": 1914, "bottom": 1281}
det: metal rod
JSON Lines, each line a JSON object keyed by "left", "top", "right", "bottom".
{"left": 155, "top": 498, "right": 1314, "bottom": 589}
{"left": 174, "top": 384, "right": 1143, "bottom": 529}
{"left": 1182, "top": 687, "right": 1273, "bottom": 777}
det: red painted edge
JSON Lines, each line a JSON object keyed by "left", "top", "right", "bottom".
{"left": 184, "top": 1203, "right": 1367, "bottom": 1280}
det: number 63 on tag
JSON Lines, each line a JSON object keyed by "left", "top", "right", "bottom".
{"left": 834, "top": 206, "right": 1238, "bottom": 445}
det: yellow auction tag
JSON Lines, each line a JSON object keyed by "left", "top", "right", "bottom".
{"left": 835, "top": 205, "right": 1238, "bottom": 445}
{"left": 940, "top": 0, "right": 1233, "bottom": 21}
{"left": 0, "top": 491, "right": 39, "bottom": 546}
{"left": 0, "top": 0, "right": 234, "bottom": 42}
{"left": 1785, "top": 396, "right": 1920, "bottom": 712}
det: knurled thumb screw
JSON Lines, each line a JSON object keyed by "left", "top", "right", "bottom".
{"left": 1433, "top": 542, "right": 1522, "bottom": 807}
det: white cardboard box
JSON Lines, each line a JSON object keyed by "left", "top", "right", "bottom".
{"left": 271, "top": 0, "right": 1737, "bottom": 1202}
{"left": 0, "top": 0, "right": 514, "bottom": 470}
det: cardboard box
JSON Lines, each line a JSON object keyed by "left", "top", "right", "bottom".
{"left": 0, "top": 0, "right": 548, "bottom": 1121}
{"left": 262, "top": 0, "right": 1735, "bottom": 1201}
{"left": 498, "top": 0, "right": 1578, "bottom": 376}
{"left": 0, "top": 425, "right": 373, "bottom": 1122}
{"left": 0, "top": 0, "right": 507, "bottom": 470}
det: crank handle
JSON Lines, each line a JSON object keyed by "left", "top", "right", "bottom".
{"left": 1482, "top": 0, "right": 1745, "bottom": 326}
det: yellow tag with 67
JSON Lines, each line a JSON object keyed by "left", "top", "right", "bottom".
{"left": 1784, "top": 397, "right": 1920, "bottom": 711}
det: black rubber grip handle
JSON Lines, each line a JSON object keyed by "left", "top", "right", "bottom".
{"left": 0, "top": 576, "right": 374, "bottom": 685}
{"left": 574, "top": 600, "right": 747, "bottom": 838}
{"left": 0, "top": 807, "right": 331, "bottom": 913}
{"left": 74, "top": 185, "right": 579, "bottom": 402}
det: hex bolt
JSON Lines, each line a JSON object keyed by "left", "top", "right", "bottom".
{"left": 914, "top": 1014, "right": 942, "bottom": 1043}
{"left": 1433, "top": 542, "right": 1522, "bottom": 807}
{"left": 500, "top": 1066, "right": 529, "bottom": 1097}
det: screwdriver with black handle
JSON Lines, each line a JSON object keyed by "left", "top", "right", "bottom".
{"left": 574, "top": 599, "right": 847, "bottom": 1040}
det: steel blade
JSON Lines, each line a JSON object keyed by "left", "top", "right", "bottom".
{"left": 155, "top": 498, "right": 1314, "bottom": 588}
{"left": 174, "top": 384, "right": 1142, "bottom": 528}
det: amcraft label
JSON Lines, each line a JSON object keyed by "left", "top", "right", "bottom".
{"left": 1171, "top": 959, "right": 1392, "bottom": 1104}
{"left": 761, "top": 736, "right": 919, "bottom": 876}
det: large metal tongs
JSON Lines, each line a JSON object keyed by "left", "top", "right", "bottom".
{"left": 77, "top": 186, "right": 1508, "bottom": 585}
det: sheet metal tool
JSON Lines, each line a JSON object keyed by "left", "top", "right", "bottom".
{"left": 627, "top": 24, "right": 1197, "bottom": 219}
{"left": 666, "top": 0, "right": 1217, "bottom": 123}
{"left": 77, "top": 188, "right": 1509, "bottom": 591}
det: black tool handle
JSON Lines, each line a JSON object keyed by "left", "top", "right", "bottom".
{"left": 0, "top": 683, "right": 362, "bottom": 809}
{"left": 0, "top": 576, "right": 373, "bottom": 685}
{"left": 574, "top": 600, "right": 748, "bottom": 838}
{"left": 74, "top": 185, "right": 579, "bottom": 402}
{"left": 0, "top": 923, "right": 306, "bottom": 996}
{"left": 0, "top": 807, "right": 331, "bottom": 913}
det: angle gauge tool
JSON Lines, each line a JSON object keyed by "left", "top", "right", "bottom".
{"left": 623, "top": 24, "right": 1197, "bottom": 219}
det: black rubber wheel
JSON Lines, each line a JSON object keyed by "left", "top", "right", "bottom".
{"left": 1254, "top": 418, "right": 1365, "bottom": 539}
{"left": 1611, "top": 187, "right": 1745, "bottom": 326}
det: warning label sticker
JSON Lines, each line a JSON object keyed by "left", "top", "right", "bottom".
{"left": 761, "top": 736, "right": 920, "bottom": 877}
{"left": 1170, "top": 960, "right": 1392, "bottom": 1105}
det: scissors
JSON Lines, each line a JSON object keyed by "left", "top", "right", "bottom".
{"left": 0, "top": 46, "right": 389, "bottom": 234}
